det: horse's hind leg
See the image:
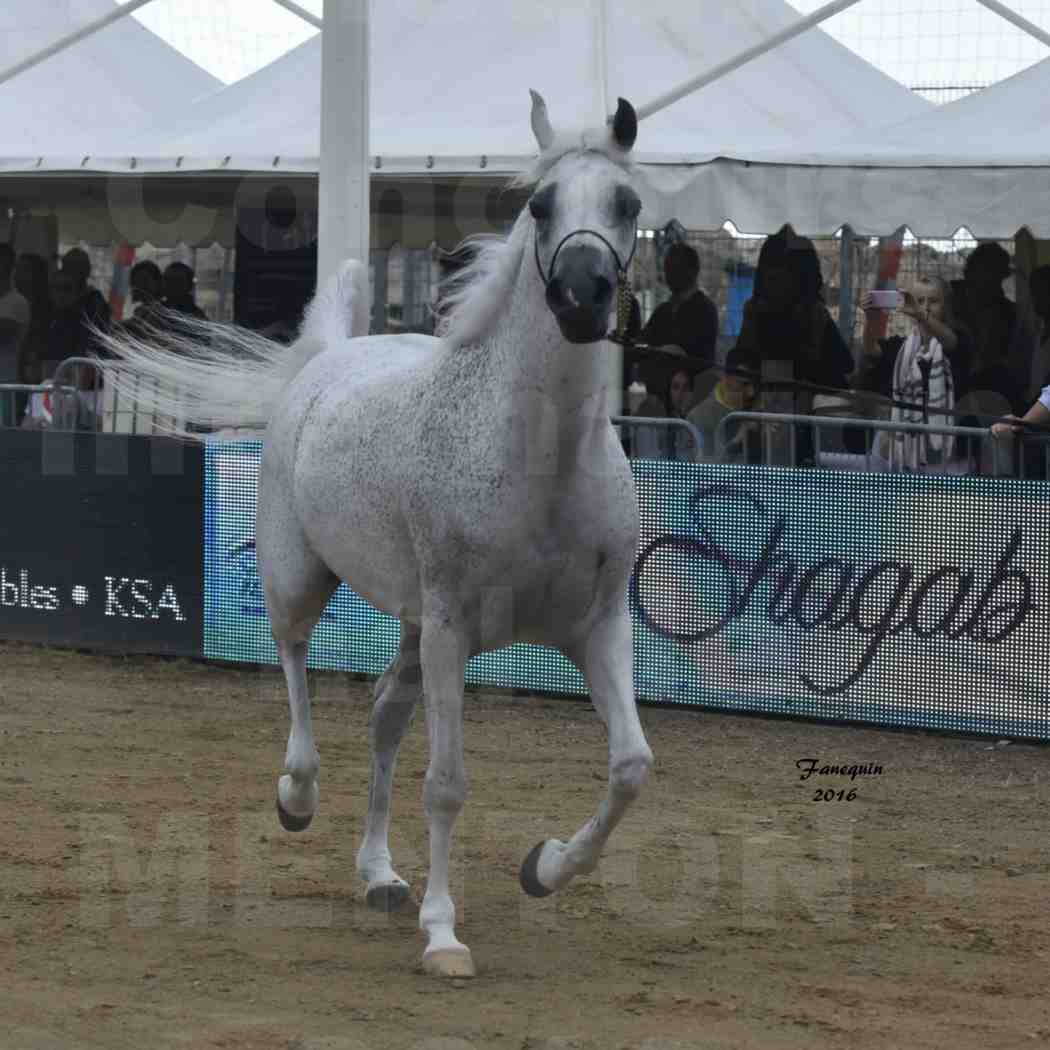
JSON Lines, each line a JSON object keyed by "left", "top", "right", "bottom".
{"left": 257, "top": 503, "right": 338, "bottom": 833}
{"left": 520, "top": 607, "right": 653, "bottom": 896}
{"left": 356, "top": 622, "right": 421, "bottom": 910}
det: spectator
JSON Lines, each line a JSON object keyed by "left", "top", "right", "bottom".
{"left": 123, "top": 260, "right": 165, "bottom": 336}
{"left": 735, "top": 225, "right": 853, "bottom": 394}
{"left": 991, "top": 383, "right": 1050, "bottom": 438}
{"left": 857, "top": 278, "right": 960, "bottom": 472}
{"left": 733, "top": 225, "right": 853, "bottom": 463}
{"left": 14, "top": 252, "right": 51, "bottom": 383}
{"left": 639, "top": 241, "right": 718, "bottom": 374}
{"left": 161, "top": 261, "right": 207, "bottom": 321}
{"left": 61, "top": 246, "right": 111, "bottom": 334}
{"left": 0, "top": 244, "right": 30, "bottom": 409}
{"left": 951, "top": 242, "right": 1025, "bottom": 414}
{"left": 856, "top": 278, "right": 970, "bottom": 399}
{"left": 687, "top": 347, "right": 760, "bottom": 462}
{"left": 632, "top": 365, "right": 699, "bottom": 461}
{"left": 260, "top": 282, "right": 308, "bottom": 344}
{"left": 46, "top": 269, "right": 97, "bottom": 363}
{"left": 1027, "top": 264, "right": 1050, "bottom": 389}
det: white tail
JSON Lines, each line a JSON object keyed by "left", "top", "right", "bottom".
{"left": 95, "top": 259, "right": 370, "bottom": 440}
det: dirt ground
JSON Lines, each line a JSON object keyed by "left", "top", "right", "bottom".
{"left": 2, "top": 641, "right": 1050, "bottom": 1050}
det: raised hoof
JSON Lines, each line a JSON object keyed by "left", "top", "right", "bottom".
{"left": 421, "top": 947, "right": 475, "bottom": 979}
{"left": 275, "top": 797, "right": 314, "bottom": 832}
{"left": 519, "top": 840, "right": 554, "bottom": 898}
{"left": 365, "top": 880, "right": 411, "bottom": 912}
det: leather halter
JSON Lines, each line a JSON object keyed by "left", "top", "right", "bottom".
{"left": 533, "top": 225, "right": 638, "bottom": 292}
{"left": 533, "top": 225, "right": 639, "bottom": 343}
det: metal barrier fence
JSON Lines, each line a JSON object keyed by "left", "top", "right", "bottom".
{"left": 0, "top": 357, "right": 183, "bottom": 435}
{"left": 612, "top": 415, "right": 703, "bottom": 462}
{"left": 7, "top": 372, "right": 1047, "bottom": 481}
{"left": 714, "top": 411, "right": 1050, "bottom": 479}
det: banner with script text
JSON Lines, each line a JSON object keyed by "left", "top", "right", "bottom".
{"left": 205, "top": 443, "right": 1050, "bottom": 740}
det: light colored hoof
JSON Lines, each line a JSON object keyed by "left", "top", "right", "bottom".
{"left": 276, "top": 774, "right": 318, "bottom": 832}
{"left": 365, "top": 879, "right": 412, "bottom": 912}
{"left": 421, "top": 947, "right": 475, "bottom": 979}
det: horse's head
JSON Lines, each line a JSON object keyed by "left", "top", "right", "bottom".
{"left": 527, "top": 92, "right": 641, "bottom": 345}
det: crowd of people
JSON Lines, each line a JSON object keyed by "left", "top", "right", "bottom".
{"left": 625, "top": 225, "right": 1050, "bottom": 474}
{"left": 1, "top": 229, "right": 1047, "bottom": 473}
{"left": 0, "top": 248, "right": 208, "bottom": 385}
{"left": 0, "top": 248, "right": 209, "bottom": 426}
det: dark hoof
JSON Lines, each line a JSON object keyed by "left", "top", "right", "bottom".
{"left": 365, "top": 881, "right": 411, "bottom": 912}
{"left": 276, "top": 797, "right": 314, "bottom": 832}
{"left": 519, "top": 840, "right": 553, "bottom": 898}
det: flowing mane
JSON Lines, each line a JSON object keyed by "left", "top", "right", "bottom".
{"left": 440, "top": 134, "right": 636, "bottom": 349}
{"left": 438, "top": 210, "right": 531, "bottom": 348}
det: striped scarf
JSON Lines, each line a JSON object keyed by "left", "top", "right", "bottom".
{"left": 884, "top": 330, "right": 954, "bottom": 472}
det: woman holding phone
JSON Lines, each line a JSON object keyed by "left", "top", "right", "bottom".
{"left": 855, "top": 278, "right": 971, "bottom": 471}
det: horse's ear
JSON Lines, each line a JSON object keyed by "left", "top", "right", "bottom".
{"left": 529, "top": 89, "right": 555, "bottom": 151}
{"left": 610, "top": 97, "right": 637, "bottom": 152}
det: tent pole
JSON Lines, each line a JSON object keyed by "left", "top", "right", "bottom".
{"left": 318, "top": 0, "right": 370, "bottom": 287}
{"left": 838, "top": 225, "right": 855, "bottom": 346}
{"left": 593, "top": 0, "right": 610, "bottom": 124}
{"left": 592, "top": 0, "right": 622, "bottom": 415}
{"left": 636, "top": 0, "right": 863, "bottom": 121}
{"left": 270, "top": 0, "right": 324, "bottom": 31}
{"left": 0, "top": 0, "right": 160, "bottom": 87}
{"left": 975, "top": 0, "right": 1050, "bottom": 48}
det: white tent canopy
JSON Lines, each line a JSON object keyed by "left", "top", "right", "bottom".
{"left": 15, "top": 1, "right": 929, "bottom": 231}
{"left": 712, "top": 52, "right": 1050, "bottom": 238}
{"left": 0, "top": 0, "right": 219, "bottom": 167}
{"left": 6, "top": 2, "right": 1050, "bottom": 239}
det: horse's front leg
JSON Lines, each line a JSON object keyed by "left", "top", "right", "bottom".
{"left": 418, "top": 601, "right": 473, "bottom": 977}
{"left": 356, "top": 622, "right": 421, "bottom": 911}
{"left": 520, "top": 607, "right": 653, "bottom": 896}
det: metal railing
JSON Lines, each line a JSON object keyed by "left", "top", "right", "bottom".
{"left": 713, "top": 411, "right": 1050, "bottom": 479}
{"left": 0, "top": 356, "right": 184, "bottom": 435}
{"left": 612, "top": 415, "right": 703, "bottom": 462}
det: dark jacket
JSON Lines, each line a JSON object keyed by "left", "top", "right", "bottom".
{"left": 640, "top": 287, "right": 719, "bottom": 362}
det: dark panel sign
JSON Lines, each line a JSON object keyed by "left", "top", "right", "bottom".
{"left": 0, "top": 431, "right": 203, "bottom": 654}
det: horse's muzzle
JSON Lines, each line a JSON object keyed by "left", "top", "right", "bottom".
{"left": 545, "top": 243, "right": 616, "bottom": 344}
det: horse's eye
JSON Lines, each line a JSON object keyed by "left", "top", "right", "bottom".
{"left": 615, "top": 186, "right": 642, "bottom": 222}
{"left": 529, "top": 186, "right": 556, "bottom": 223}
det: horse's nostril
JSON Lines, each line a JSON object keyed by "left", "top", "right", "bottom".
{"left": 547, "top": 272, "right": 613, "bottom": 316}
{"left": 546, "top": 278, "right": 567, "bottom": 310}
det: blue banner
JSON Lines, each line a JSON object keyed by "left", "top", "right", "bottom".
{"left": 205, "top": 442, "right": 1050, "bottom": 739}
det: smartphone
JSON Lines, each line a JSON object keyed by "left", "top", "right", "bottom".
{"left": 868, "top": 289, "right": 903, "bottom": 309}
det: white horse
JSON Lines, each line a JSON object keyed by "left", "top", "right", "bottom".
{"left": 99, "top": 92, "right": 653, "bottom": 979}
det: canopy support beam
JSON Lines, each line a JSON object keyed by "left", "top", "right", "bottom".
{"left": 318, "top": 0, "right": 370, "bottom": 286}
{"left": 270, "top": 0, "right": 324, "bottom": 32}
{"left": 0, "top": 0, "right": 160, "bottom": 88}
{"left": 591, "top": 0, "right": 622, "bottom": 414}
{"left": 975, "top": 0, "right": 1050, "bottom": 49}
{"left": 635, "top": 0, "right": 863, "bottom": 121}
{"left": 592, "top": 0, "right": 610, "bottom": 125}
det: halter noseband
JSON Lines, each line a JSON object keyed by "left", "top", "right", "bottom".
{"left": 533, "top": 225, "right": 639, "bottom": 343}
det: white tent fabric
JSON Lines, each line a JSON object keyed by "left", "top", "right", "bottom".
{"left": 0, "top": 0, "right": 219, "bottom": 167}
{"left": 26, "top": 1, "right": 928, "bottom": 186}
{"left": 695, "top": 54, "right": 1050, "bottom": 237}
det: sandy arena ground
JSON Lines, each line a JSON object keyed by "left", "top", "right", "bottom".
{"left": 2, "top": 640, "right": 1050, "bottom": 1050}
